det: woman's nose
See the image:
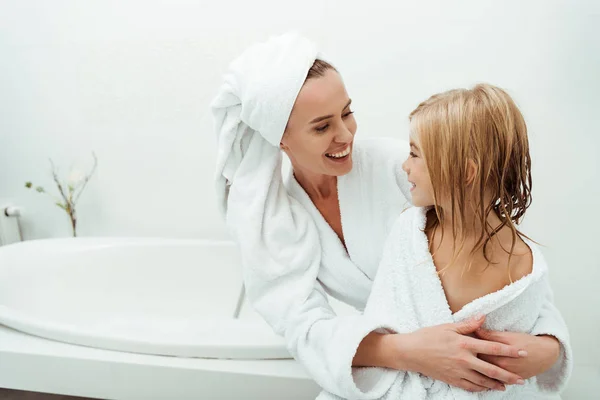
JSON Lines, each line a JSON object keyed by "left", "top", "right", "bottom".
{"left": 402, "top": 159, "right": 409, "bottom": 173}
{"left": 336, "top": 125, "right": 354, "bottom": 143}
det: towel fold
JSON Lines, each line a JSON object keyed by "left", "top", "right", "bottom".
{"left": 210, "top": 32, "right": 323, "bottom": 331}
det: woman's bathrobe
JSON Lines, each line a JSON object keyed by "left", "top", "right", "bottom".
{"left": 247, "top": 137, "right": 571, "bottom": 399}
{"left": 318, "top": 206, "right": 569, "bottom": 399}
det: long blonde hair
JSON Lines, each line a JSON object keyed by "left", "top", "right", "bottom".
{"left": 409, "top": 84, "right": 532, "bottom": 278}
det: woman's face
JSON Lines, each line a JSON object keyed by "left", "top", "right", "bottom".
{"left": 281, "top": 69, "right": 356, "bottom": 177}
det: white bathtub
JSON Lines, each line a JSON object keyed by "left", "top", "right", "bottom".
{"left": 0, "top": 238, "right": 320, "bottom": 399}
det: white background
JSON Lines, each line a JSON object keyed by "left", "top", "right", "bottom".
{"left": 1, "top": 1, "right": 598, "bottom": 398}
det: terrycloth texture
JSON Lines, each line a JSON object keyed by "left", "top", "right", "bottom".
{"left": 212, "top": 32, "right": 319, "bottom": 215}
{"left": 528, "top": 287, "right": 572, "bottom": 392}
{"left": 317, "top": 207, "right": 572, "bottom": 400}
{"left": 211, "top": 32, "right": 322, "bottom": 325}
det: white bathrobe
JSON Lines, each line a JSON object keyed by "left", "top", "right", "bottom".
{"left": 277, "top": 137, "right": 571, "bottom": 399}
{"left": 317, "top": 206, "right": 572, "bottom": 399}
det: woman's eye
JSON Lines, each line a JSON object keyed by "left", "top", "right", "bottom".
{"left": 315, "top": 124, "right": 329, "bottom": 133}
{"left": 410, "top": 151, "right": 418, "bottom": 158}
{"left": 342, "top": 110, "right": 354, "bottom": 118}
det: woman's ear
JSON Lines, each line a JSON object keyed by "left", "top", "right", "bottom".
{"left": 466, "top": 159, "right": 478, "bottom": 185}
{"left": 280, "top": 130, "right": 290, "bottom": 151}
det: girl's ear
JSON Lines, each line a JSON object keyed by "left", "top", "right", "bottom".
{"left": 466, "top": 159, "right": 478, "bottom": 185}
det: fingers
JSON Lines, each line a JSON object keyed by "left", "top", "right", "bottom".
{"left": 465, "top": 337, "right": 525, "bottom": 358}
{"left": 463, "top": 371, "right": 506, "bottom": 392}
{"left": 454, "top": 315, "right": 486, "bottom": 335}
{"left": 470, "top": 357, "right": 525, "bottom": 385}
{"left": 479, "top": 354, "right": 517, "bottom": 375}
{"left": 475, "top": 327, "right": 493, "bottom": 339}
{"left": 457, "top": 379, "right": 488, "bottom": 393}
{"left": 475, "top": 328, "right": 507, "bottom": 343}
{"left": 478, "top": 354, "right": 500, "bottom": 365}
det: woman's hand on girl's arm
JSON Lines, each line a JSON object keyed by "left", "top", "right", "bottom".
{"left": 353, "top": 315, "right": 527, "bottom": 393}
{"left": 475, "top": 329, "right": 560, "bottom": 379}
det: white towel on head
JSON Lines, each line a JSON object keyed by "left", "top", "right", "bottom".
{"left": 211, "top": 33, "right": 322, "bottom": 331}
{"left": 212, "top": 32, "right": 319, "bottom": 209}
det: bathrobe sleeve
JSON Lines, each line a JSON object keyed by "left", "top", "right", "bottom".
{"left": 246, "top": 270, "right": 400, "bottom": 399}
{"left": 530, "top": 276, "right": 573, "bottom": 392}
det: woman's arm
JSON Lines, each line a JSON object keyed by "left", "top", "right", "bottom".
{"left": 354, "top": 317, "right": 526, "bottom": 392}
{"left": 252, "top": 275, "right": 397, "bottom": 399}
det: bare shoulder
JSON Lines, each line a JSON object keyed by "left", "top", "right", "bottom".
{"left": 507, "top": 237, "right": 534, "bottom": 281}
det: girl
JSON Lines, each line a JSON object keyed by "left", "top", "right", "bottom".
{"left": 319, "top": 84, "right": 571, "bottom": 399}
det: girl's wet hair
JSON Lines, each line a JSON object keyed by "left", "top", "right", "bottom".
{"left": 410, "top": 83, "right": 532, "bottom": 280}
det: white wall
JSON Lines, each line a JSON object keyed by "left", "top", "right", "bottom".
{"left": 1, "top": 0, "right": 598, "bottom": 398}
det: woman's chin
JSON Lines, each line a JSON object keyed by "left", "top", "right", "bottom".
{"left": 324, "top": 154, "right": 353, "bottom": 176}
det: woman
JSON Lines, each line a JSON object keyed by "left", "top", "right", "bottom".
{"left": 211, "top": 33, "right": 569, "bottom": 399}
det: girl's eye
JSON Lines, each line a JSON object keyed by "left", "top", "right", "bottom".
{"left": 315, "top": 124, "right": 329, "bottom": 133}
{"left": 342, "top": 110, "right": 354, "bottom": 118}
{"left": 409, "top": 151, "right": 418, "bottom": 158}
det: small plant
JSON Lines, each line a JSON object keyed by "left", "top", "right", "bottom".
{"left": 25, "top": 153, "right": 98, "bottom": 237}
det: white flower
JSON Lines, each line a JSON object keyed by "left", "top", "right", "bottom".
{"left": 67, "top": 169, "right": 86, "bottom": 186}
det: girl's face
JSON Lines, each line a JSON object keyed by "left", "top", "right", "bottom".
{"left": 402, "top": 134, "right": 435, "bottom": 207}
{"left": 281, "top": 69, "right": 357, "bottom": 177}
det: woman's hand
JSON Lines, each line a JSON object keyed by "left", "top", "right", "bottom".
{"left": 393, "top": 315, "right": 527, "bottom": 392}
{"left": 475, "top": 329, "right": 560, "bottom": 379}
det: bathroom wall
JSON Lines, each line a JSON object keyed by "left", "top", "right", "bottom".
{"left": 1, "top": 1, "right": 598, "bottom": 397}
